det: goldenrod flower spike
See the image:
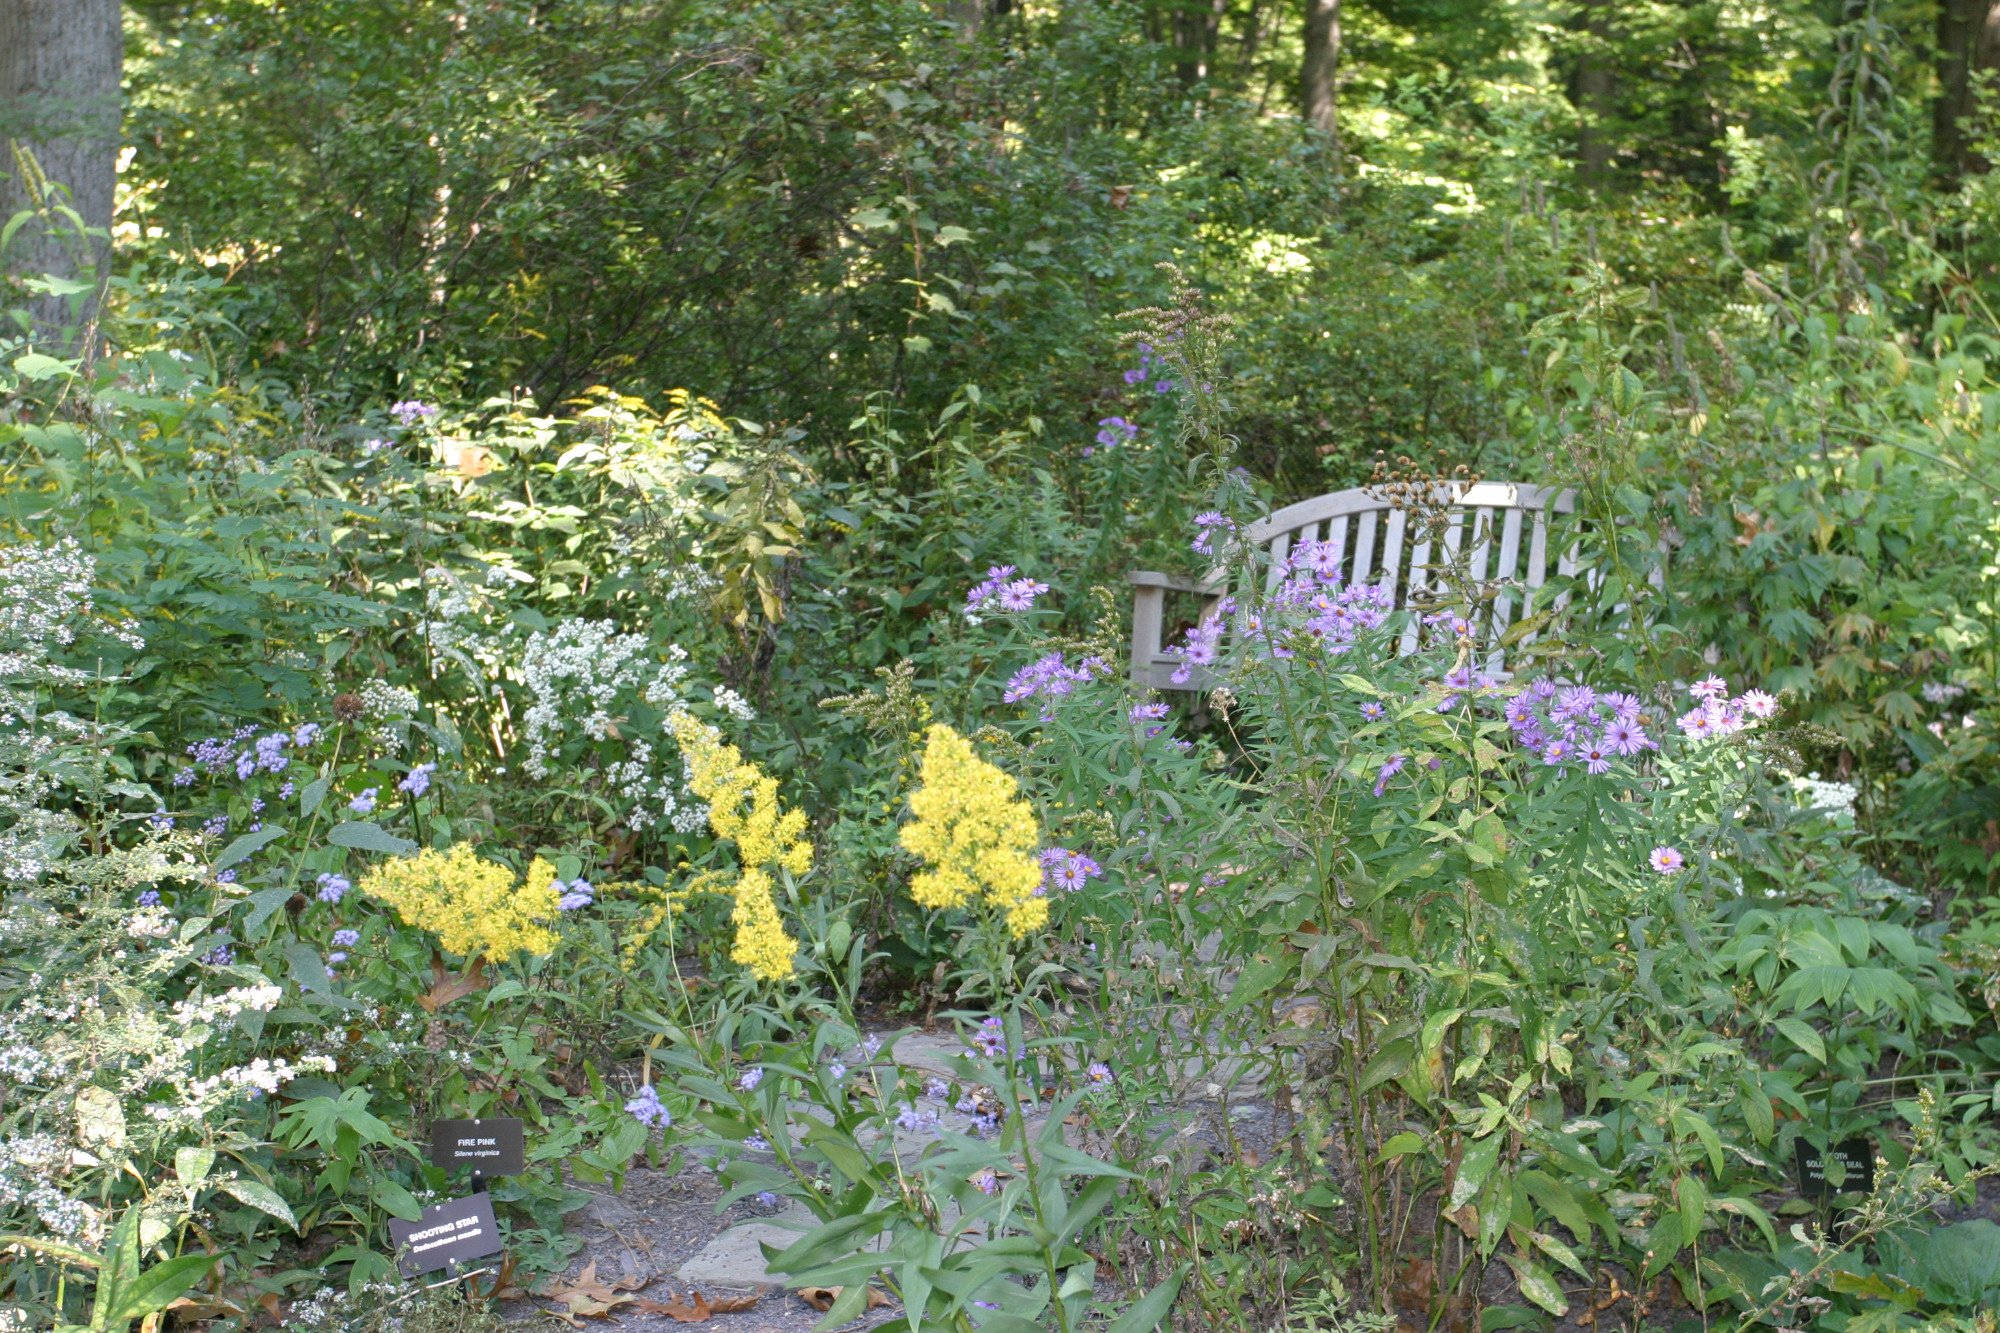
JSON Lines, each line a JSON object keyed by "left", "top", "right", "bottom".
{"left": 359, "top": 845, "right": 561, "bottom": 961}
{"left": 900, "top": 724, "right": 1046, "bottom": 937}
{"left": 668, "top": 711, "right": 809, "bottom": 982}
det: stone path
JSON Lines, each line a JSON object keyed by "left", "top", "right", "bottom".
{"left": 506, "top": 1026, "right": 1292, "bottom": 1329}
{"left": 506, "top": 1032, "right": 1017, "bottom": 1330}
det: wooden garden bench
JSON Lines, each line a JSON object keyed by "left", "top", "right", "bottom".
{"left": 1127, "top": 482, "right": 1580, "bottom": 691}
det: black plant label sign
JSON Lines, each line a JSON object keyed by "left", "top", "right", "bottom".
{"left": 1795, "top": 1137, "right": 1875, "bottom": 1198}
{"left": 388, "top": 1192, "right": 503, "bottom": 1277}
{"left": 429, "top": 1117, "right": 525, "bottom": 1176}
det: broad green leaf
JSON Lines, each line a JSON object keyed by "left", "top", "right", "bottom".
{"left": 326, "top": 821, "right": 416, "bottom": 855}
{"left": 216, "top": 822, "right": 287, "bottom": 870}
{"left": 218, "top": 1178, "right": 296, "bottom": 1229}
{"left": 1772, "top": 1016, "right": 1825, "bottom": 1063}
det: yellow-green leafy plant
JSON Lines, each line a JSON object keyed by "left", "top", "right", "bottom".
{"left": 668, "top": 710, "right": 812, "bottom": 983}
{"left": 359, "top": 844, "right": 561, "bottom": 962}
{"left": 900, "top": 723, "right": 1046, "bottom": 938}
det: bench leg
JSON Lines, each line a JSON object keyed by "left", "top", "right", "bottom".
{"left": 1130, "top": 584, "right": 1166, "bottom": 685}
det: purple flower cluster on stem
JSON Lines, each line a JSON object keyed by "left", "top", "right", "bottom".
{"left": 1507, "top": 680, "right": 1656, "bottom": 774}
{"left": 1004, "top": 651, "right": 1109, "bottom": 719}
{"left": 1039, "top": 847, "right": 1104, "bottom": 894}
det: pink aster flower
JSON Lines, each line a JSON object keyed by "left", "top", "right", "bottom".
{"left": 1649, "top": 846, "right": 1685, "bottom": 874}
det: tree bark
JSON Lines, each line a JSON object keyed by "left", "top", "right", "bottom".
{"left": 1570, "top": 0, "right": 1617, "bottom": 187}
{"left": 1301, "top": 0, "right": 1341, "bottom": 148}
{"left": 0, "top": 0, "right": 122, "bottom": 341}
{"left": 1935, "top": 0, "right": 2000, "bottom": 182}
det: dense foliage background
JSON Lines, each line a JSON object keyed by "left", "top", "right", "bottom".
{"left": 1, "top": 0, "right": 1998, "bottom": 1328}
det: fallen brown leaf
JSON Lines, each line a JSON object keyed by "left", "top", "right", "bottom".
{"left": 636, "top": 1289, "right": 762, "bottom": 1322}
{"left": 418, "top": 955, "right": 488, "bottom": 1013}
{"left": 543, "top": 1260, "right": 651, "bottom": 1322}
{"left": 799, "top": 1285, "right": 891, "bottom": 1313}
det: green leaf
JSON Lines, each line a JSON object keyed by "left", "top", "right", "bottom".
{"left": 173, "top": 1147, "right": 216, "bottom": 1189}
{"left": 326, "top": 821, "right": 416, "bottom": 856}
{"left": 13, "top": 352, "right": 76, "bottom": 382}
{"left": 96, "top": 1252, "right": 217, "bottom": 1326}
{"left": 370, "top": 1176, "right": 423, "bottom": 1222}
{"left": 299, "top": 776, "right": 330, "bottom": 817}
{"left": 1499, "top": 1251, "right": 1567, "bottom": 1316}
{"left": 1224, "top": 954, "right": 1290, "bottom": 1012}
{"left": 1773, "top": 1016, "right": 1825, "bottom": 1063}
{"left": 1450, "top": 1134, "right": 1502, "bottom": 1211}
{"left": 1376, "top": 1132, "right": 1425, "bottom": 1164}
{"left": 1102, "top": 1261, "right": 1189, "bottom": 1333}
{"left": 216, "top": 823, "right": 287, "bottom": 870}
{"left": 242, "top": 886, "right": 294, "bottom": 938}
{"left": 218, "top": 1178, "right": 296, "bottom": 1230}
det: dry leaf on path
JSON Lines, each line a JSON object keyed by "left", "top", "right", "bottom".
{"left": 635, "top": 1289, "right": 762, "bottom": 1322}
{"left": 543, "top": 1260, "right": 651, "bottom": 1324}
{"left": 799, "top": 1285, "right": 891, "bottom": 1313}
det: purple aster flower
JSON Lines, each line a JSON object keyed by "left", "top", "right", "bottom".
{"left": 1372, "top": 754, "right": 1406, "bottom": 797}
{"left": 971, "top": 1168, "right": 1000, "bottom": 1195}
{"left": 1738, "top": 688, "right": 1778, "bottom": 719}
{"left": 1094, "top": 416, "right": 1137, "bottom": 449}
{"left": 624, "top": 1083, "right": 670, "bottom": 1129}
{"left": 1542, "top": 740, "right": 1571, "bottom": 765}
{"left": 1190, "top": 511, "right": 1235, "bottom": 556}
{"left": 1130, "top": 700, "right": 1170, "bottom": 736}
{"left": 1649, "top": 845, "right": 1685, "bottom": 874}
{"left": 1690, "top": 674, "right": 1729, "bottom": 700}
{"left": 1582, "top": 744, "right": 1611, "bottom": 775}
{"left": 1677, "top": 706, "right": 1718, "bottom": 741}
{"left": 1085, "top": 1061, "right": 1113, "bottom": 1088}
{"left": 972, "top": 1016, "right": 1008, "bottom": 1059}
{"left": 1359, "top": 701, "right": 1385, "bottom": 722}
{"left": 994, "top": 578, "right": 1050, "bottom": 612}
{"left": 964, "top": 565, "right": 1018, "bottom": 613}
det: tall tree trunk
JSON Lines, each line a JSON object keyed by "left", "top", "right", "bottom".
{"left": 1571, "top": 0, "right": 1617, "bottom": 187}
{"left": 1301, "top": 0, "right": 1342, "bottom": 150}
{"left": 1935, "top": 0, "right": 2000, "bottom": 182}
{"left": 0, "top": 0, "right": 122, "bottom": 344}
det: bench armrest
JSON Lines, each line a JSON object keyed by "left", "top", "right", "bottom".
{"left": 1127, "top": 570, "right": 1224, "bottom": 594}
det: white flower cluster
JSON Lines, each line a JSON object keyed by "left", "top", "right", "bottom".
{"left": 519, "top": 619, "right": 708, "bottom": 832}
{"left": 170, "top": 985, "right": 283, "bottom": 1032}
{"left": 1792, "top": 772, "right": 1859, "bottom": 819}
{"left": 1922, "top": 681, "right": 1966, "bottom": 705}
{"left": 151, "top": 1055, "right": 336, "bottom": 1124}
{"left": 124, "top": 907, "right": 177, "bottom": 940}
{"left": 0, "top": 1134, "right": 99, "bottom": 1245}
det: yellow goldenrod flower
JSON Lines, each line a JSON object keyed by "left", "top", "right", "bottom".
{"left": 668, "top": 711, "right": 810, "bottom": 982}
{"left": 900, "top": 724, "right": 1046, "bottom": 936}
{"left": 359, "top": 844, "right": 560, "bottom": 961}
